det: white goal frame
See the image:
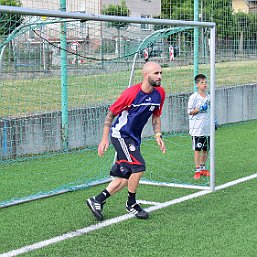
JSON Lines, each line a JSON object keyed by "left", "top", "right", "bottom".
{"left": 0, "top": 5, "right": 216, "bottom": 208}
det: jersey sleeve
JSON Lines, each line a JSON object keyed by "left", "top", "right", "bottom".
{"left": 153, "top": 87, "right": 166, "bottom": 116}
{"left": 109, "top": 84, "right": 140, "bottom": 116}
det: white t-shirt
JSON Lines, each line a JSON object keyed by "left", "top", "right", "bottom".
{"left": 187, "top": 92, "right": 210, "bottom": 136}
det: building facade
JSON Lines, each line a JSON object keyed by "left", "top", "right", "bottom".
{"left": 20, "top": 0, "right": 161, "bottom": 43}
{"left": 232, "top": 0, "right": 257, "bottom": 13}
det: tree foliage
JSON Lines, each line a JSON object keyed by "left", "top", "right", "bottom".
{"left": 161, "top": 0, "right": 193, "bottom": 20}
{"left": 160, "top": 0, "right": 257, "bottom": 41}
{"left": 203, "top": 0, "right": 234, "bottom": 39}
{"left": 0, "top": 0, "right": 23, "bottom": 36}
{"left": 101, "top": 0, "right": 130, "bottom": 30}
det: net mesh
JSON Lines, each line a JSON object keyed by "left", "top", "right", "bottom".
{"left": 0, "top": 0, "right": 257, "bottom": 207}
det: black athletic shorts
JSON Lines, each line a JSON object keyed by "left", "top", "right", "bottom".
{"left": 110, "top": 136, "right": 146, "bottom": 179}
{"left": 192, "top": 136, "right": 210, "bottom": 151}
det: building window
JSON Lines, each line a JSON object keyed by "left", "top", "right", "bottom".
{"left": 66, "top": 21, "right": 80, "bottom": 29}
{"left": 141, "top": 15, "right": 152, "bottom": 30}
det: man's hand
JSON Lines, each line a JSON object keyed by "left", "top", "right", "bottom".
{"left": 155, "top": 135, "right": 166, "bottom": 154}
{"left": 98, "top": 139, "right": 109, "bottom": 156}
{"left": 98, "top": 111, "right": 114, "bottom": 156}
{"left": 199, "top": 102, "right": 208, "bottom": 112}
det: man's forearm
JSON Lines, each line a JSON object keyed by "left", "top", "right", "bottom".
{"left": 104, "top": 111, "right": 115, "bottom": 128}
{"left": 101, "top": 111, "right": 115, "bottom": 140}
{"left": 152, "top": 115, "right": 161, "bottom": 134}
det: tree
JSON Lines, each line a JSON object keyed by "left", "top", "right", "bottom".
{"left": 102, "top": 0, "right": 130, "bottom": 57}
{"left": 0, "top": 0, "right": 23, "bottom": 36}
{"left": 161, "top": 0, "right": 190, "bottom": 19}
{"left": 160, "top": 0, "right": 235, "bottom": 39}
{"left": 203, "top": 0, "right": 234, "bottom": 40}
{"left": 170, "top": 0, "right": 194, "bottom": 21}
{"left": 233, "top": 12, "right": 250, "bottom": 54}
{"left": 248, "top": 13, "right": 257, "bottom": 43}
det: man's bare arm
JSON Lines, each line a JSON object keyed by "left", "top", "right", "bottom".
{"left": 152, "top": 114, "right": 161, "bottom": 134}
{"left": 104, "top": 111, "right": 115, "bottom": 128}
{"left": 152, "top": 115, "right": 166, "bottom": 153}
{"left": 98, "top": 111, "right": 116, "bottom": 156}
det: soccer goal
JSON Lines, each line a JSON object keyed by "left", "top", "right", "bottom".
{"left": 0, "top": 5, "right": 216, "bottom": 208}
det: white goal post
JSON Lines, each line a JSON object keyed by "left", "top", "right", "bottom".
{"left": 0, "top": 5, "right": 216, "bottom": 208}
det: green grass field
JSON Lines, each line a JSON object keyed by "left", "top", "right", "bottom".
{"left": 1, "top": 120, "right": 257, "bottom": 257}
{"left": 1, "top": 60, "right": 257, "bottom": 117}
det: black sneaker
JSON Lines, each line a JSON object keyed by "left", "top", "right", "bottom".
{"left": 126, "top": 202, "right": 149, "bottom": 219}
{"left": 86, "top": 197, "right": 104, "bottom": 221}
{"left": 101, "top": 201, "right": 106, "bottom": 210}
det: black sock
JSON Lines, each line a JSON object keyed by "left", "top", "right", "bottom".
{"left": 127, "top": 191, "right": 136, "bottom": 206}
{"left": 95, "top": 189, "right": 111, "bottom": 203}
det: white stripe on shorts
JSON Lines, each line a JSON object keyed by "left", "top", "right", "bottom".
{"left": 118, "top": 138, "right": 132, "bottom": 162}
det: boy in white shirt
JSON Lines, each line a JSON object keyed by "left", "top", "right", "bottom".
{"left": 187, "top": 74, "right": 210, "bottom": 180}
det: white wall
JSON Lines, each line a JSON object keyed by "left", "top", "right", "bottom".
{"left": 1, "top": 84, "right": 257, "bottom": 159}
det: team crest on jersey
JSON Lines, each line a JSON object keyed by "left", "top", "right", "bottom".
{"left": 149, "top": 106, "right": 155, "bottom": 112}
{"left": 129, "top": 144, "right": 136, "bottom": 152}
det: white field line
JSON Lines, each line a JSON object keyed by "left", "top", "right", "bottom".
{"left": 215, "top": 173, "right": 257, "bottom": 190}
{"left": 137, "top": 200, "right": 161, "bottom": 205}
{"left": 1, "top": 173, "right": 257, "bottom": 257}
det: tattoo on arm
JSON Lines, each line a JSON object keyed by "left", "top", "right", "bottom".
{"left": 152, "top": 115, "right": 161, "bottom": 134}
{"left": 104, "top": 111, "right": 115, "bottom": 128}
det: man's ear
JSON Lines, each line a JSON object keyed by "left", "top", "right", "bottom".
{"left": 142, "top": 71, "right": 147, "bottom": 79}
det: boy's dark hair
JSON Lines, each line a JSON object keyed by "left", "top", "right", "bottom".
{"left": 195, "top": 74, "right": 207, "bottom": 83}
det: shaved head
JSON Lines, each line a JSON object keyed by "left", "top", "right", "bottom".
{"left": 142, "top": 62, "right": 161, "bottom": 74}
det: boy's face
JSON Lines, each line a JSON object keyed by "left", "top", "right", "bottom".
{"left": 197, "top": 79, "right": 208, "bottom": 91}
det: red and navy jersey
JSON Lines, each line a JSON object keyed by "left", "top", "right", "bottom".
{"left": 109, "top": 83, "right": 165, "bottom": 146}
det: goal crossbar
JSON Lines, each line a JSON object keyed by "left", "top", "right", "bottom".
{"left": 0, "top": 5, "right": 215, "bottom": 28}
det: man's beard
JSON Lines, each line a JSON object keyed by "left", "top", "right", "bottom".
{"left": 148, "top": 78, "right": 161, "bottom": 87}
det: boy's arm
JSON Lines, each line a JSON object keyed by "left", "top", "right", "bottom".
{"left": 188, "top": 96, "right": 207, "bottom": 115}
{"left": 189, "top": 108, "right": 200, "bottom": 115}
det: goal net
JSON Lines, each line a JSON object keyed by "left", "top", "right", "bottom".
{"left": 0, "top": 5, "right": 215, "bottom": 207}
